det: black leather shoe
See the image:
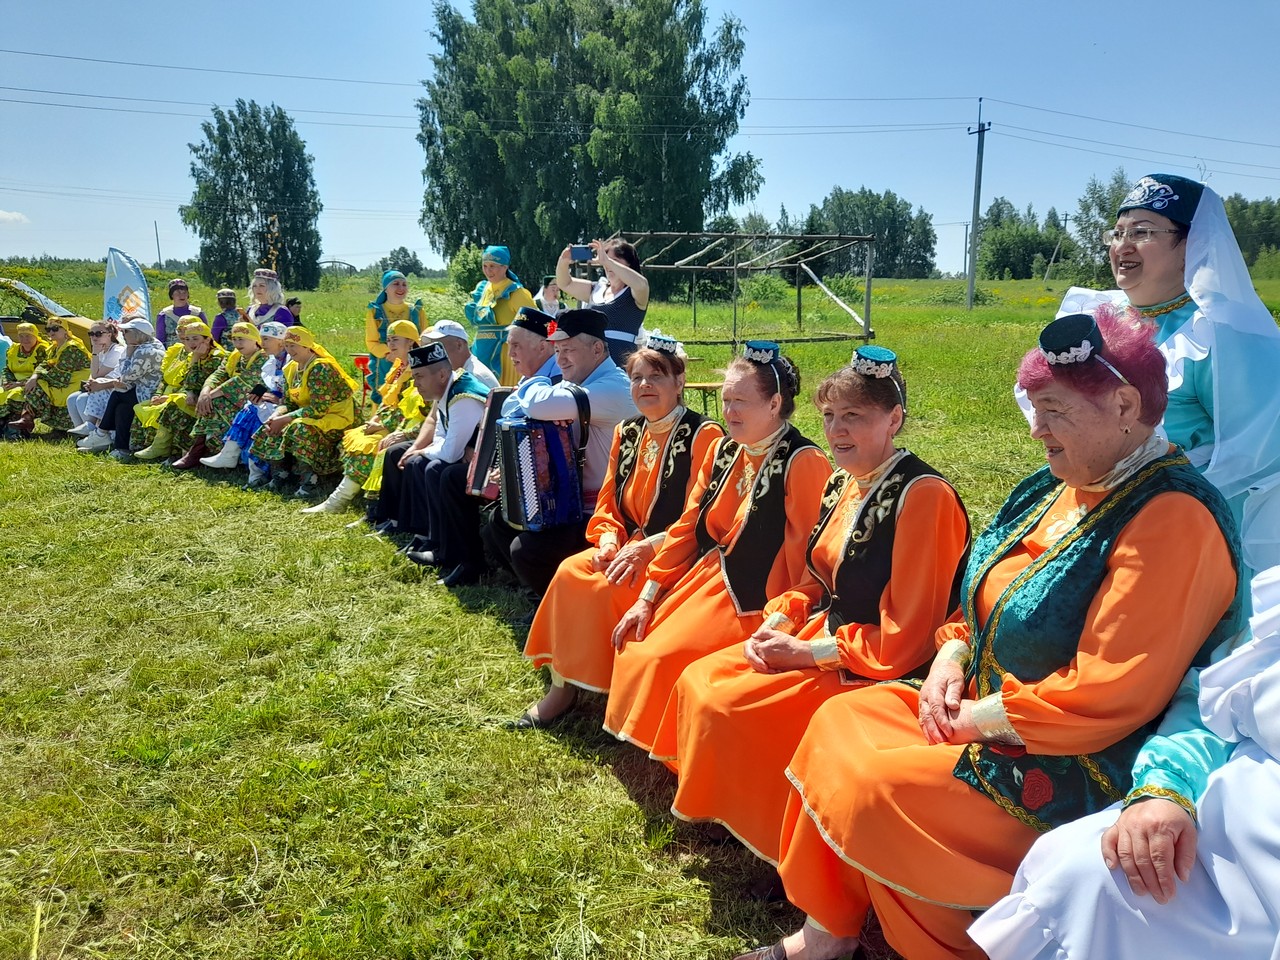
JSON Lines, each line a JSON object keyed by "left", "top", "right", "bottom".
{"left": 439, "top": 563, "right": 483, "bottom": 588}
{"left": 407, "top": 549, "right": 438, "bottom": 567}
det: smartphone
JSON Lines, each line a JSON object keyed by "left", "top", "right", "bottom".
{"left": 569, "top": 244, "right": 593, "bottom": 262}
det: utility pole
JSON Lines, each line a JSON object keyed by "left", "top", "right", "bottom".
{"left": 154, "top": 220, "right": 162, "bottom": 269}
{"left": 962, "top": 222, "right": 970, "bottom": 278}
{"left": 1043, "top": 214, "right": 1071, "bottom": 282}
{"left": 966, "top": 98, "right": 990, "bottom": 311}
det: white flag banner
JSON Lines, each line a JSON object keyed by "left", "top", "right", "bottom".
{"left": 104, "top": 247, "right": 151, "bottom": 321}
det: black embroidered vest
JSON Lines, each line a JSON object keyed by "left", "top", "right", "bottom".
{"left": 613, "top": 409, "right": 711, "bottom": 538}
{"left": 807, "top": 454, "right": 969, "bottom": 676}
{"left": 693, "top": 425, "right": 820, "bottom": 615}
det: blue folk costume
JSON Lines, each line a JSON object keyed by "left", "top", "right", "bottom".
{"left": 365, "top": 269, "right": 424, "bottom": 403}
{"left": 1049, "top": 174, "right": 1280, "bottom": 580}
{"left": 464, "top": 245, "right": 535, "bottom": 387}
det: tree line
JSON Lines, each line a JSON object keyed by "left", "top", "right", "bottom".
{"left": 173, "top": 1, "right": 1280, "bottom": 293}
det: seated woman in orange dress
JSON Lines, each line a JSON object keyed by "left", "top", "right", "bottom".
{"left": 515, "top": 333, "right": 723, "bottom": 728}
{"left": 603, "top": 341, "right": 832, "bottom": 753}
{"left": 651, "top": 347, "right": 970, "bottom": 864}
{"left": 732, "top": 310, "right": 1244, "bottom": 960}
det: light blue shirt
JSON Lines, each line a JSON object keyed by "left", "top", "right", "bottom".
{"left": 502, "top": 355, "right": 636, "bottom": 494}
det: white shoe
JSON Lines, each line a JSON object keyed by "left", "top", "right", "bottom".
{"left": 77, "top": 430, "right": 113, "bottom": 452}
{"left": 199, "top": 440, "right": 242, "bottom": 469}
{"left": 301, "top": 475, "right": 361, "bottom": 514}
{"left": 67, "top": 422, "right": 95, "bottom": 438}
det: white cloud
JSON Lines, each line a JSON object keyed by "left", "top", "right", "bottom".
{"left": 0, "top": 210, "right": 30, "bottom": 225}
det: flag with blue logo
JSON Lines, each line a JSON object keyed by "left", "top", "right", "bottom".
{"left": 104, "top": 247, "right": 151, "bottom": 321}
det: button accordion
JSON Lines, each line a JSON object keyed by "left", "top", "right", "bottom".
{"left": 496, "top": 383, "right": 591, "bottom": 531}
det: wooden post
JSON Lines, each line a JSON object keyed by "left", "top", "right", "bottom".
{"left": 796, "top": 261, "right": 803, "bottom": 331}
{"left": 863, "top": 242, "right": 875, "bottom": 340}
{"left": 731, "top": 246, "right": 739, "bottom": 350}
{"left": 691, "top": 272, "right": 698, "bottom": 331}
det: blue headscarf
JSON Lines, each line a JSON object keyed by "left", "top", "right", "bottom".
{"left": 483, "top": 245, "right": 520, "bottom": 284}
{"left": 375, "top": 270, "right": 406, "bottom": 307}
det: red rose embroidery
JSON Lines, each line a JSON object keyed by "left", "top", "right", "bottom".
{"left": 546, "top": 320, "right": 558, "bottom": 337}
{"left": 1021, "top": 768, "right": 1054, "bottom": 811}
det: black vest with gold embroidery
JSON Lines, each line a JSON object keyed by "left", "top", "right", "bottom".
{"left": 693, "top": 425, "right": 820, "bottom": 615}
{"left": 613, "top": 408, "right": 711, "bottom": 538}
{"left": 807, "top": 454, "right": 969, "bottom": 674}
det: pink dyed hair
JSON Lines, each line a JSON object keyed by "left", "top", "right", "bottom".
{"left": 1017, "top": 303, "right": 1168, "bottom": 426}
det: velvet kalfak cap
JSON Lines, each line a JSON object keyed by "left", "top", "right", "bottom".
{"left": 1117, "top": 174, "right": 1204, "bottom": 228}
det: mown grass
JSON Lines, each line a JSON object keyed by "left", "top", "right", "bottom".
{"left": 3, "top": 275, "right": 1277, "bottom": 958}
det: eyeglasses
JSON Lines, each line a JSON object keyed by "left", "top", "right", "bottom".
{"left": 1101, "top": 227, "right": 1181, "bottom": 247}
{"left": 90, "top": 330, "right": 111, "bottom": 336}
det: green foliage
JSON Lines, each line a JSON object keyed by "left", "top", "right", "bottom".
{"left": 417, "top": 0, "right": 761, "bottom": 275}
{"left": 976, "top": 198, "right": 1075, "bottom": 281}
{"left": 909, "top": 281, "right": 997, "bottom": 306}
{"left": 180, "top": 100, "right": 323, "bottom": 290}
{"left": 1224, "top": 194, "right": 1280, "bottom": 266}
{"left": 374, "top": 246, "right": 426, "bottom": 277}
{"left": 789, "top": 186, "right": 935, "bottom": 279}
{"left": 1253, "top": 245, "right": 1280, "bottom": 280}
{"left": 1068, "top": 167, "right": 1130, "bottom": 278}
{"left": 739, "top": 273, "right": 792, "bottom": 303}
{"left": 447, "top": 243, "right": 485, "bottom": 296}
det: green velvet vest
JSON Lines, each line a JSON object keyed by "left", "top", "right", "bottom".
{"left": 952, "top": 451, "right": 1242, "bottom": 832}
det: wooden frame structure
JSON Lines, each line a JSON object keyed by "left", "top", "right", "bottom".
{"left": 612, "top": 230, "right": 876, "bottom": 347}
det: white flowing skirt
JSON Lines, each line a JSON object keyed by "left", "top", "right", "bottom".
{"left": 970, "top": 739, "right": 1280, "bottom": 960}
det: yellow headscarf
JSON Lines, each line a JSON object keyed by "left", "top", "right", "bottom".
{"left": 284, "top": 327, "right": 359, "bottom": 392}
{"left": 14, "top": 322, "right": 48, "bottom": 348}
{"left": 178, "top": 319, "right": 212, "bottom": 338}
{"left": 230, "top": 321, "right": 262, "bottom": 345}
{"left": 387, "top": 319, "right": 419, "bottom": 342}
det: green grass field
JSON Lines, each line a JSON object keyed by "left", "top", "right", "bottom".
{"left": 2, "top": 276, "right": 1278, "bottom": 958}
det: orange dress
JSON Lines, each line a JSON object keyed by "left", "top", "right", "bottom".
{"left": 653, "top": 462, "right": 969, "bottom": 863}
{"left": 602, "top": 429, "right": 832, "bottom": 752}
{"left": 523, "top": 413, "right": 723, "bottom": 691}
{"left": 777, "top": 486, "right": 1236, "bottom": 960}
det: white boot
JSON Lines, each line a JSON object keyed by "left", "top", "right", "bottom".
{"left": 200, "top": 439, "right": 242, "bottom": 469}
{"left": 302, "top": 475, "right": 361, "bottom": 514}
{"left": 77, "top": 429, "right": 113, "bottom": 452}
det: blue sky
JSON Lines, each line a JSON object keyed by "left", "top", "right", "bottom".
{"left": 2, "top": 0, "right": 1278, "bottom": 277}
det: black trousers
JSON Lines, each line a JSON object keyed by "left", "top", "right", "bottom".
{"left": 400, "top": 455, "right": 446, "bottom": 542}
{"left": 101, "top": 386, "right": 139, "bottom": 451}
{"left": 437, "top": 460, "right": 486, "bottom": 570}
{"left": 370, "top": 441, "right": 412, "bottom": 524}
{"left": 481, "top": 515, "right": 589, "bottom": 596}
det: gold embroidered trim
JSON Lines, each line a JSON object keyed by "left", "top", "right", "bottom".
{"left": 1125, "top": 785, "right": 1197, "bottom": 820}
{"left": 1137, "top": 292, "right": 1192, "bottom": 320}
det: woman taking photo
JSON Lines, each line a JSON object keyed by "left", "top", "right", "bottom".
{"left": 653, "top": 347, "right": 970, "bottom": 866}
{"left": 556, "top": 239, "right": 650, "bottom": 366}
{"left": 603, "top": 341, "right": 831, "bottom": 754}
{"left": 735, "top": 311, "right": 1242, "bottom": 960}
{"left": 515, "top": 333, "right": 724, "bottom": 727}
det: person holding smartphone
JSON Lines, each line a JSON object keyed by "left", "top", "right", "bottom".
{"left": 556, "top": 239, "right": 650, "bottom": 367}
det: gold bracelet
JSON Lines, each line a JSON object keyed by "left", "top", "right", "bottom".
{"left": 1124, "top": 786, "right": 1197, "bottom": 821}
{"left": 809, "top": 635, "right": 841, "bottom": 670}
{"left": 597, "top": 533, "right": 619, "bottom": 551}
{"left": 639, "top": 580, "right": 661, "bottom": 604}
{"left": 938, "top": 638, "right": 972, "bottom": 668}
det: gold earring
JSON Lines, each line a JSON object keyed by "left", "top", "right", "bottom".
{"left": 1123, "top": 425, "right": 1131, "bottom": 434}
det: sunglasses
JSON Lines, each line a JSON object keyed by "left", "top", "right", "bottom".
{"left": 90, "top": 330, "right": 112, "bottom": 336}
